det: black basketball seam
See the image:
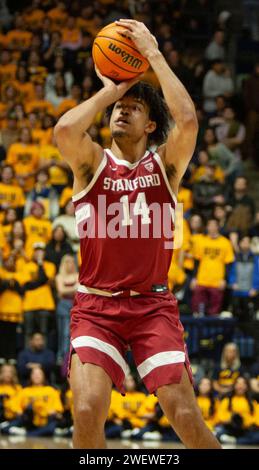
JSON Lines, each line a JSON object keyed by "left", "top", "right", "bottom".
{"left": 94, "top": 35, "right": 148, "bottom": 57}
{"left": 93, "top": 42, "right": 142, "bottom": 75}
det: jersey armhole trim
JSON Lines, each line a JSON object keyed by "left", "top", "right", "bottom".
{"left": 153, "top": 153, "right": 178, "bottom": 206}
{"left": 72, "top": 154, "right": 107, "bottom": 202}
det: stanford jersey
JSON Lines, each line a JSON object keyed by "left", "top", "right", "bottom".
{"left": 72, "top": 148, "right": 177, "bottom": 293}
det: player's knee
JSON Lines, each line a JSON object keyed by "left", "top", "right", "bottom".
{"left": 73, "top": 394, "right": 106, "bottom": 427}
{"left": 172, "top": 405, "right": 200, "bottom": 429}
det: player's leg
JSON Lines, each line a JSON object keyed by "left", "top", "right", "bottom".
{"left": 157, "top": 367, "right": 221, "bottom": 448}
{"left": 70, "top": 353, "right": 113, "bottom": 448}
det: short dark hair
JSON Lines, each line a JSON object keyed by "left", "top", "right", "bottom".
{"left": 106, "top": 81, "right": 171, "bottom": 146}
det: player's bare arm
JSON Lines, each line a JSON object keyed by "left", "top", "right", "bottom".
{"left": 117, "top": 19, "right": 198, "bottom": 195}
{"left": 54, "top": 72, "right": 141, "bottom": 194}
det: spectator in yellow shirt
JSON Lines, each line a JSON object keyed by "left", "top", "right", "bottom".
{"left": 25, "top": 83, "right": 54, "bottom": 116}
{"left": 1, "top": 366, "right": 63, "bottom": 436}
{"left": 23, "top": 201, "right": 52, "bottom": 258}
{"left": 191, "top": 218, "right": 235, "bottom": 315}
{"left": 196, "top": 378, "right": 219, "bottom": 432}
{"left": 5, "top": 15, "right": 32, "bottom": 51}
{"left": 0, "top": 254, "right": 24, "bottom": 360}
{"left": 177, "top": 185, "right": 193, "bottom": 216}
{"left": 55, "top": 84, "right": 81, "bottom": 119}
{"left": 212, "top": 343, "right": 244, "bottom": 397}
{"left": 0, "top": 112, "right": 19, "bottom": 152}
{"left": 39, "top": 134, "right": 69, "bottom": 192}
{"left": 3, "top": 219, "right": 28, "bottom": 265}
{"left": 0, "top": 364, "right": 21, "bottom": 425}
{"left": 22, "top": 242, "right": 56, "bottom": 345}
{"left": 132, "top": 394, "right": 175, "bottom": 441}
{"left": 190, "top": 150, "right": 225, "bottom": 184}
{"left": 215, "top": 376, "right": 259, "bottom": 445}
{"left": 23, "top": 3, "right": 46, "bottom": 31}
{"left": 105, "top": 374, "right": 147, "bottom": 439}
{"left": 47, "top": 3, "right": 68, "bottom": 30}
{"left": 24, "top": 168, "right": 60, "bottom": 221}
{"left": 11, "top": 64, "right": 36, "bottom": 103}
{"left": 0, "top": 49, "right": 17, "bottom": 84}
{"left": 62, "top": 16, "right": 82, "bottom": 50}
{"left": 0, "top": 165, "right": 25, "bottom": 221}
{"left": 6, "top": 127, "right": 40, "bottom": 192}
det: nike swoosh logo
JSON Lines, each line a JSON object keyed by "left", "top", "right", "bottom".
{"left": 110, "top": 166, "right": 117, "bottom": 171}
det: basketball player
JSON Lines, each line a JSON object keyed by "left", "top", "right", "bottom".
{"left": 55, "top": 19, "right": 221, "bottom": 448}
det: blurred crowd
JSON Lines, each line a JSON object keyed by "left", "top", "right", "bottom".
{"left": 1, "top": 340, "right": 259, "bottom": 444}
{"left": 0, "top": 0, "right": 259, "bottom": 444}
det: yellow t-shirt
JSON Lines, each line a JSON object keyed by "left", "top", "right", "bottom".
{"left": 136, "top": 394, "right": 170, "bottom": 428}
{"left": 24, "top": 9, "right": 45, "bottom": 30}
{"left": 196, "top": 396, "right": 219, "bottom": 431}
{"left": 0, "top": 384, "right": 22, "bottom": 420}
{"left": 0, "top": 182, "right": 25, "bottom": 208}
{"left": 168, "top": 250, "right": 186, "bottom": 290}
{"left": 47, "top": 8, "right": 68, "bottom": 29}
{"left": 11, "top": 80, "right": 35, "bottom": 103}
{"left": 23, "top": 215, "right": 52, "bottom": 258}
{"left": 64, "top": 388, "right": 74, "bottom": 417}
{"left": 31, "top": 129, "right": 48, "bottom": 146}
{"left": 107, "top": 389, "right": 123, "bottom": 421}
{"left": 59, "top": 187, "right": 72, "bottom": 208}
{"left": 191, "top": 165, "right": 225, "bottom": 184}
{"left": 195, "top": 235, "right": 234, "bottom": 288}
{"left": 177, "top": 187, "right": 193, "bottom": 214}
{"left": 183, "top": 233, "right": 205, "bottom": 271}
{"left": 13, "top": 385, "right": 63, "bottom": 427}
{"left": 0, "top": 267, "right": 24, "bottom": 322}
{"left": 40, "top": 144, "right": 68, "bottom": 186}
{"left": 217, "top": 396, "right": 258, "bottom": 429}
{"left": 25, "top": 99, "right": 55, "bottom": 116}
{"left": 22, "top": 260, "right": 56, "bottom": 311}
{"left": 6, "top": 30, "right": 32, "bottom": 49}
{"left": 0, "top": 63, "right": 17, "bottom": 83}
{"left": 55, "top": 98, "right": 77, "bottom": 118}
{"left": 62, "top": 28, "right": 81, "bottom": 45}
{"left": 6, "top": 143, "right": 40, "bottom": 191}
{"left": 118, "top": 391, "right": 147, "bottom": 428}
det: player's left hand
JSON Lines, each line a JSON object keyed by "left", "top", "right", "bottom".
{"left": 116, "top": 19, "right": 159, "bottom": 59}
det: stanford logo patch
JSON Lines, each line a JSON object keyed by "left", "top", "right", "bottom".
{"left": 144, "top": 162, "right": 154, "bottom": 172}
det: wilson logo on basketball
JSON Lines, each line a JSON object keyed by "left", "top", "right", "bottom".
{"left": 108, "top": 42, "right": 143, "bottom": 69}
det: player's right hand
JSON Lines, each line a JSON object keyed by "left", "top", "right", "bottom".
{"left": 94, "top": 65, "right": 143, "bottom": 102}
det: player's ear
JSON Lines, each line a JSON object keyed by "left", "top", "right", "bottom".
{"left": 145, "top": 120, "right": 156, "bottom": 135}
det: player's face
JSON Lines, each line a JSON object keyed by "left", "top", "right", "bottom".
{"left": 110, "top": 96, "right": 155, "bottom": 142}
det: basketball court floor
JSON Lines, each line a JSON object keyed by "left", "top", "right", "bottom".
{"left": 0, "top": 436, "right": 258, "bottom": 449}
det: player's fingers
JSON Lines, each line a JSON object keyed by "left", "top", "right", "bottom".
{"left": 117, "top": 19, "right": 138, "bottom": 24}
{"left": 117, "top": 28, "right": 133, "bottom": 39}
{"left": 122, "top": 73, "right": 144, "bottom": 90}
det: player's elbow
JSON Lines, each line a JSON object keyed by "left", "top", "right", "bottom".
{"left": 54, "top": 121, "right": 72, "bottom": 146}
{"left": 182, "top": 112, "right": 199, "bottom": 134}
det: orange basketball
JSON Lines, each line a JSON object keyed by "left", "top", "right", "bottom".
{"left": 92, "top": 22, "right": 149, "bottom": 81}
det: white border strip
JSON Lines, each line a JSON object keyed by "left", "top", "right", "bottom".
{"left": 137, "top": 350, "right": 185, "bottom": 379}
{"left": 105, "top": 148, "right": 150, "bottom": 169}
{"left": 71, "top": 335, "right": 129, "bottom": 376}
{"left": 153, "top": 153, "right": 178, "bottom": 206}
{"left": 72, "top": 154, "right": 107, "bottom": 202}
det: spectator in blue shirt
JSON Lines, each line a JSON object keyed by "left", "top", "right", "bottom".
{"left": 17, "top": 332, "right": 55, "bottom": 386}
{"left": 228, "top": 235, "right": 259, "bottom": 320}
